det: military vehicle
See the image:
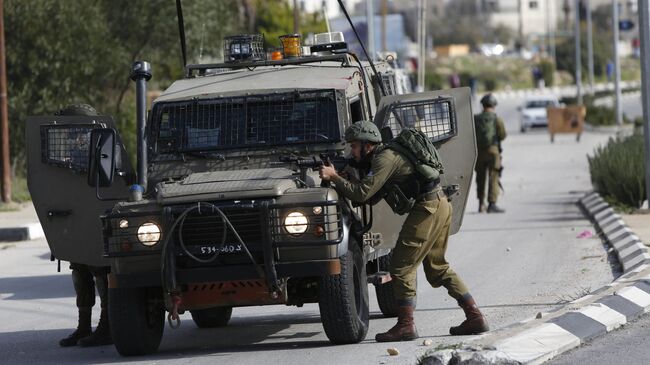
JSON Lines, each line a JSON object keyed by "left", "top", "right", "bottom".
{"left": 26, "top": 7, "right": 476, "bottom": 357}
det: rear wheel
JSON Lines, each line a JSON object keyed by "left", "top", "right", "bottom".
{"left": 109, "top": 287, "right": 164, "bottom": 356}
{"left": 375, "top": 252, "right": 398, "bottom": 318}
{"left": 190, "top": 307, "right": 233, "bottom": 328}
{"left": 318, "top": 242, "right": 369, "bottom": 344}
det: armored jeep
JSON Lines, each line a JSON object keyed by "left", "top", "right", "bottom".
{"left": 26, "top": 36, "right": 476, "bottom": 356}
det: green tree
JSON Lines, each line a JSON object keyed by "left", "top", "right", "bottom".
{"left": 555, "top": 23, "right": 612, "bottom": 82}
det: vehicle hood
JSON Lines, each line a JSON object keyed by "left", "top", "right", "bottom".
{"left": 522, "top": 108, "right": 548, "bottom": 118}
{"left": 155, "top": 168, "right": 298, "bottom": 204}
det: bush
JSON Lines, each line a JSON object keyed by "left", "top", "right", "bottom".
{"left": 482, "top": 76, "right": 498, "bottom": 91}
{"left": 588, "top": 134, "right": 646, "bottom": 209}
{"left": 586, "top": 105, "right": 617, "bottom": 126}
{"left": 538, "top": 60, "right": 555, "bottom": 87}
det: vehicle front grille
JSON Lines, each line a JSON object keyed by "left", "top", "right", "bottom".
{"left": 169, "top": 204, "right": 266, "bottom": 267}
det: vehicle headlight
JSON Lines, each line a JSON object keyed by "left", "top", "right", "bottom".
{"left": 137, "top": 222, "right": 161, "bottom": 246}
{"left": 284, "top": 212, "right": 308, "bottom": 235}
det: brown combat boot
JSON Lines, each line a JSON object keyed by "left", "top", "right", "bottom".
{"left": 59, "top": 307, "right": 92, "bottom": 347}
{"left": 478, "top": 201, "right": 487, "bottom": 213}
{"left": 375, "top": 306, "right": 419, "bottom": 342}
{"left": 78, "top": 308, "right": 113, "bottom": 347}
{"left": 449, "top": 296, "right": 489, "bottom": 336}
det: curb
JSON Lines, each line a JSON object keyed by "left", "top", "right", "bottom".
{"left": 0, "top": 223, "right": 44, "bottom": 242}
{"left": 420, "top": 192, "right": 650, "bottom": 365}
{"left": 492, "top": 81, "right": 641, "bottom": 100}
{"left": 579, "top": 192, "right": 650, "bottom": 273}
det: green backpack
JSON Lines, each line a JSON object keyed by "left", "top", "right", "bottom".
{"left": 387, "top": 128, "right": 444, "bottom": 183}
{"left": 474, "top": 112, "right": 497, "bottom": 149}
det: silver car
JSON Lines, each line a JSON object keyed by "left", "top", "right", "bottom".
{"left": 518, "top": 96, "right": 560, "bottom": 132}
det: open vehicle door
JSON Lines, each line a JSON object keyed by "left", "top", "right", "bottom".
{"left": 26, "top": 116, "right": 134, "bottom": 266}
{"left": 370, "top": 87, "right": 476, "bottom": 245}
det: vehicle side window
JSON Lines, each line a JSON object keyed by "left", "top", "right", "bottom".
{"left": 349, "top": 99, "right": 364, "bottom": 123}
{"left": 40, "top": 124, "right": 100, "bottom": 172}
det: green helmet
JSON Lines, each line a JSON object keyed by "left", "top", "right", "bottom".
{"left": 56, "top": 103, "right": 98, "bottom": 116}
{"left": 344, "top": 121, "right": 382, "bottom": 143}
{"left": 480, "top": 93, "right": 497, "bottom": 108}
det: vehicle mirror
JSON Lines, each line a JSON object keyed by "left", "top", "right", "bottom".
{"left": 87, "top": 128, "right": 117, "bottom": 188}
{"left": 380, "top": 126, "right": 394, "bottom": 143}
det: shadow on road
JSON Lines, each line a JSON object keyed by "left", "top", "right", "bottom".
{"left": 0, "top": 274, "right": 73, "bottom": 300}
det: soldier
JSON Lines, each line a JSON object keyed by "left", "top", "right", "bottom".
{"left": 474, "top": 94, "right": 507, "bottom": 213}
{"left": 319, "top": 121, "right": 489, "bottom": 342}
{"left": 55, "top": 104, "right": 113, "bottom": 347}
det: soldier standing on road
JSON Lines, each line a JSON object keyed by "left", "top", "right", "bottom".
{"left": 474, "top": 94, "right": 507, "bottom": 213}
{"left": 55, "top": 104, "right": 113, "bottom": 347}
{"left": 320, "top": 121, "right": 489, "bottom": 342}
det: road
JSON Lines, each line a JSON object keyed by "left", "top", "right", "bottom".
{"left": 0, "top": 94, "right": 620, "bottom": 365}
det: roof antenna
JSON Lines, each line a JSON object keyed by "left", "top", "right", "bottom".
{"left": 336, "top": 0, "right": 387, "bottom": 96}
{"left": 176, "top": 0, "right": 188, "bottom": 68}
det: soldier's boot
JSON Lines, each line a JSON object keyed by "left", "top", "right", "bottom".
{"left": 449, "top": 297, "right": 489, "bottom": 336}
{"left": 375, "top": 306, "right": 419, "bottom": 342}
{"left": 487, "top": 203, "right": 505, "bottom": 213}
{"left": 59, "top": 307, "right": 92, "bottom": 347}
{"left": 78, "top": 308, "right": 112, "bottom": 347}
{"left": 478, "top": 201, "right": 487, "bottom": 213}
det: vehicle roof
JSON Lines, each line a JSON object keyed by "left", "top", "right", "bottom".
{"left": 155, "top": 62, "right": 362, "bottom": 103}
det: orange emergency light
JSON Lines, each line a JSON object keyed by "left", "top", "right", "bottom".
{"left": 279, "top": 34, "right": 302, "bottom": 58}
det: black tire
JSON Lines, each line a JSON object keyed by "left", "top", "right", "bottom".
{"left": 190, "top": 307, "right": 233, "bottom": 328}
{"left": 318, "top": 242, "right": 369, "bottom": 344}
{"left": 375, "top": 252, "right": 399, "bottom": 318}
{"left": 109, "top": 287, "right": 164, "bottom": 356}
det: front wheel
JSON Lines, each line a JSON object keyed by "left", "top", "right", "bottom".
{"left": 190, "top": 307, "right": 233, "bottom": 328}
{"left": 109, "top": 287, "right": 164, "bottom": 356}
{"left": 318, "top": 242, "right": 369, "bottom": 344}
{"left": 375, "top": 252, "right": 399, "bottom": 318}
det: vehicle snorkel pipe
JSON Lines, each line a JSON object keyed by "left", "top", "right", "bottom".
{"left": 130, "top": 61, "right": 152, "bottom": 198}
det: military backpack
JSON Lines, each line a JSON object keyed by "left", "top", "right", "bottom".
{"left": 387, "top": 127, "right": 444, "bottom": 183}
{"left": 474, "top": 112, "right": 497, "bottom": 150}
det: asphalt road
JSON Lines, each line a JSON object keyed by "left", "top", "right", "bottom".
{"left": 0, "top": 94, "right": 621, "bottom": 365}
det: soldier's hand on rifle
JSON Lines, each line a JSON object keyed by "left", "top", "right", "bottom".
{"left": 319, "top": 164, "right": 338, "bottom": 181}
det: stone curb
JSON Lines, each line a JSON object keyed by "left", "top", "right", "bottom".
{"left": 0, "top": 222, "right": 44, "bottom": 242}
{"left": 420, "top": 192, "right": 650, "bottom": 365}
{"left": 492, "top": 81, "right": 641, "bottom": 100}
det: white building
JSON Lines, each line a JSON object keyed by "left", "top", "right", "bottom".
{"left": 481, "top": 0, "right": 559, "bottom": 43}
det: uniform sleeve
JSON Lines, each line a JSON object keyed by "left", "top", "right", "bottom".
{"left": 330, "top": 151, "right": 400, "bottom": 203}
{"left": 496, "top": 117, "right": 507, "bottom": 141}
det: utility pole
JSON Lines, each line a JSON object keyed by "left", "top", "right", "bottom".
{"left": 366, "top": 0, "right": 375, "bottom": 59}
{"left": 381, "top": 0, "right": 387, "bottom": 52}
{"left": 613, "top": 0, "right": 622, "bottom": 125}
{"left": 0, "top": 0, "right": 10, "bottom": 203}
{"left": 575, "top": 0, "right": 583, "bottom": 104}
{"left": 293, "top": 0, "right": 299, "bottom": 34}
{"left": 638, "top": 0, "right": 650, "bottom": 208}
{"left": 416, "top": 0, "right": 426, "bottom": 92}
{"left": 586, "top": 0, "right": 595, "bottom": 94}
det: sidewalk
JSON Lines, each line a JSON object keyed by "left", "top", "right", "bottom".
{"left": 0, "top": 202, "right": 43, "bottom": 242}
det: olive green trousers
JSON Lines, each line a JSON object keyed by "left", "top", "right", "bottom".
{"left": 389, "top": 196, "right": 470, "bottom": 306}
{"left": 475, "top": 149, "right": 501, "bottom": 204}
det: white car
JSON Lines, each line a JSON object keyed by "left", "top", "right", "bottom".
{"left": 518, "top": 96, "right": 560, "bottom": 132}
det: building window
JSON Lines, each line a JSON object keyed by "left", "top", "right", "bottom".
{"left": 529, "top": 1, "right": 539, "bottom": 10}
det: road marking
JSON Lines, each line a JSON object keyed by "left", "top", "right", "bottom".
{"left": 616, "top": 286, "right": 650, "bottom": 310}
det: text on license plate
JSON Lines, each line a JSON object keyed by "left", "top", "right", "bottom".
{"left": 199, "top": 244, "right": 243, "bottom": 254}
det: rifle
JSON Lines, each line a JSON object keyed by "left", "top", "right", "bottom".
{"left": 274, "top": 153, "right": 352, "bottom": 187}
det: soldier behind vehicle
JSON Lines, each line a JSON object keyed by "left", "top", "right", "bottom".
{"left": 55, "top": 104, "right": 113, "bottom": 347}
{"left": 320, "top": 121, "right": 489, "bottom": 342}
{"left": 474, "top": 94, "right": 507, "bottom": 213}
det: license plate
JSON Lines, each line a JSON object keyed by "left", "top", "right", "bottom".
{"left": 197, "top": 244, "right": 243, "bottom": 255}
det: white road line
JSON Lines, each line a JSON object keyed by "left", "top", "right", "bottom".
{"left": 616, "top": 286, "right": 650, "bottom": 310}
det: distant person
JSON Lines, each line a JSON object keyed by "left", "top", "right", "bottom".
{"left": 55, "top": 104, "right": 112, "bottom": 348}
{"left": 606, "top": 61, "right": 614, "bottom": 83}
{"left": 448, "top": 73, "right": 460, "bottom": 88}
{"left": 474, "top": 94, "right": 507, "bottom": 213}
{"left": 469, "top": 77, "right": 478, "bottom": 98}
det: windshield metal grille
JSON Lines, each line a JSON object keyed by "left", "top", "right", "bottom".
{"left": 385, "top": 96, "right": 457, "bottom": 143}
{"left": 154, "top": 90, "right": 340, "bottom": 153}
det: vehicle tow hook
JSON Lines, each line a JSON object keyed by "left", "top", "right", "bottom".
{"left": 167, "top": 294, "right": 182, "bottom": 329}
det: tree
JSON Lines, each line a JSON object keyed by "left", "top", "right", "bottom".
{"left": 555, "top": 23, "right": 612, "bottom": 82}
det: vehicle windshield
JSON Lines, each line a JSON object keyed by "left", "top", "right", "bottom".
{"left": 152, "top": 90, "right": 340, "bottom": 155}
{"left": 525, "top": 100, "right": 556, "bottom": 108}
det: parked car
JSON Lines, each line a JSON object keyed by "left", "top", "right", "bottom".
{"left": 518, "top": 96, "right": 561, "bottom": 132}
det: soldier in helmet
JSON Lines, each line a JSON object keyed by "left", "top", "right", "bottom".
{"left": 55, "top": 104, "right": 113, "bottom": 347}
{"left": 474, "top": 94, "right": 507, "bottom": 213}
{"left": 320, "top": 121, "right": 489, "bottom": 342}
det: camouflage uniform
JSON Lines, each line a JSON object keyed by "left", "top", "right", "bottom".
{"left": 328, "top": 121, "right": 488, "bottom": 341}
{"left": 474, "top": 111, "right": 507, "bottom": 207}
